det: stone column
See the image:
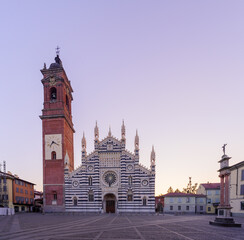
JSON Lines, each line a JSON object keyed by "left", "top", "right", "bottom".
{"left": 225, "top": 174, "right": 230, "bottom": 206}
{"left": 220, "top": 174, "right": 225, "bottom": 206}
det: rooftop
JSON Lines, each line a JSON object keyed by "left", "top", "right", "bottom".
{"left": 200, "top": 183, "right": 220, "bottom": 190}
{"left": 163, "top": 192, "right": 206, "bottom": 198}
{"left": 0, "top": 171, "right": 35, "bottom": 185}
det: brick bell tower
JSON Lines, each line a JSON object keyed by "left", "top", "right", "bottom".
{"left": 40, "top": 48, "right": 75, "bottom": 212}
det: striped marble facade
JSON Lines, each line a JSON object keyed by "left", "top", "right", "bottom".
{"left": 65, "top": 122, "right": 155, "bottom": 213}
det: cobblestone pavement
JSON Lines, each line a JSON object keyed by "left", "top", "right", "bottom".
{"left": 0, "top": 213, "right": 244, "bottom": 240}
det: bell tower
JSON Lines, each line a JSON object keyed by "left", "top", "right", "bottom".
{"left": 40, "top": 49, "right": 75, "bottom": 212}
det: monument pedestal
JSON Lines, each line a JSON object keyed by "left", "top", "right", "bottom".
{"left": 209, "top": 206, "right": 241, "bottom": 227}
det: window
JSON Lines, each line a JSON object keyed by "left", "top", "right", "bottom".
{"left": 170, "top": 198, "right": 174, "bottom": 203}
{"left": 88, "top": 190, "right": 94, "bottom": 202}
{"left": 186, "top": 206, "right": 189, "bottom": 211}
{"left": 25, "top": 190, "right": 28, "bottom": 194}
{"left": 143, "top": 197, "right": 147, "bottom": 206}
{"left": 53, "top": 192, "right": 57, "bottom": 200}
{"left": 73, "top": 196, "right": 78, "bottom": 206}
{"left": 241, "top": 202, "right": 244, "bottom": 210}
{"left": 50, "top": 87, "right": 57, "bottom": 101}
{"left": 186, "top": 197, "right": 190, "bottom": 203}
{"left": 3, "top": 195, "right": 8, "bottom": 200}
{"left": 207, "top": 190, "right": 212, "bottom": 195}
{"left": 199, "top": 198, "right": 203, "bottom": 203}
{"left": 240, "top": 185, "right": 244, "bottom": 195}
{"left": 127, "top": 190, "right": 133, "bottom": 201}
{"left": 170, "top": 206, "right": 173, "bottom": 211}
{"left": 88, "top": 176, "right": 92, "bottom": 186}
{"left": 66, "top": 95, "right": 69, "bottom": 111}
{"left": 20, "top": 188, "right": 23, "bottom": 193}
{"left": 25, "top": 198, "right": 29, "bottom": 204}
{"left": 128, "top": 176, "right": 132, "bottom": 185}
{"left": 178, "top": 206, "right": 181, "bottom": 211}
{"left": 200, "top": 206, "right": 203, "bottom": 211}
{"left": 208, "top": 207, "right": 211, "bottom": 211}
{"left": 215, "top": 190, "right": 220, "bottom": 195}
{"left": 3, "top": 178, "right": 6, "bottom": 184}
{"left": 242, "top": 170, "right": 244, "bottom": 181}
{"left": 178, "top": 198, "right": 182, "bottom": 203}
{"left": 207, "top": 198, "right": 211, "bottom": 204}
{"left": 51, "top": 151, "right": 56, "bottom": 160}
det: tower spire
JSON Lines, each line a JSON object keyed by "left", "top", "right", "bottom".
{"left": 82, "top": 132, "right": 86, "bottom": 151}
{"left": 151, "top": 145, "right": 156, "bottom": 165}
{"left": 121, "top": 120, "right": 126, "bottom": 140}
{"left": 94, "top": 121, "right": 99, "bottom": 140}
{"left": 108, "top": 126, "right": 112, "bottom": 137}
{"left": 135, "top": 130, "right": 139, "bottom": 150}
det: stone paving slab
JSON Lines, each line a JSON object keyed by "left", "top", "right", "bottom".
{"left": 0, "top": 213, "right": 244, "bottom": 240}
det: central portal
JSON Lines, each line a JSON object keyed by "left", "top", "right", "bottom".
{"left": 104, "top": 193, "right": 116, "bottom": 213}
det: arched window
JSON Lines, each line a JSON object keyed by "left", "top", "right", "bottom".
{"left": 53, "top": 191, "right": 57, "bottom": 200}
{"left": 128, "top": 176, "right": 132, "bottom": 185}
{"left": 88, "top": 176, "right": 92, "bottom": 186}
{"left": 73, "top": 196, "right": 78, "bottom": 206}
{"left": 88, "top": 190, "right": 94, "bottom": 202}
{"left": 143, "top": 196, "right": 147, "bottom": 206}
{"left": 50, "top": 87, "right": 57, "bottom": 101}
{"left": 66, "top": 95, "right": 69, "bottom": 111}
{"left": 51, "top": 151, "right": 56, "bottom": 160}
{"left": 127, "top": 189, "right": 133, "bottom": 201}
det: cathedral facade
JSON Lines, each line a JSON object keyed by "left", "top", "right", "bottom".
{"left": 40, "top": 53, "right": 155, "bottom": 213}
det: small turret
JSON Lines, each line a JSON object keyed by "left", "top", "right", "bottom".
{"left": 121, "top": 120, "right": 126, "bottom": 140}
{"left": 108, "top": 126, "right": 112, "bottom": 137}
{"left": 94, "top": 121, "right": 99, "bottom": 140}
{"left": 82, "top": 132, "right": 86, "bottom": 151}
{"left": 135, "top": 130, "right": 139, "bottom": 150}
{"left": 151, "top": 145, "right": 156, "bottom": 166}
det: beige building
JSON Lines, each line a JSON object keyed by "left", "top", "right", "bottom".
{"left": 229, "top": 161, "right": 244, "bottom": 217}
{"left": 0, "top": 171, "right": 14, "bottom": 208}
{"left": 163, "top": 193, "right": 206, "bottom": 214}
{"left": 197, "top": 183, "right": 220, "bottom": 214}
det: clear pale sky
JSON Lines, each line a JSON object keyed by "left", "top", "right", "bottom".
{"left": 1, "top": 1, "right": 244, "bottom": 195}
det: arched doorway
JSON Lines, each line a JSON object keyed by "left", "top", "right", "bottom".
{"left": 104, "top": 193, "right": 116, "bottom": 213}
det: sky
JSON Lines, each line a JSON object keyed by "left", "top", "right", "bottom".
{"left": 0, "top": 1, "right": 244, "bottom": 195}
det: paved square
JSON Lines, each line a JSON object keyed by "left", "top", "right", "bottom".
{"left": 0, "top": 213, "right": 244, "bottom": 240}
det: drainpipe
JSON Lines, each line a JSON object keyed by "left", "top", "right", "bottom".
{"left": 236, "top": 166, "right": 238, "bottom": 197}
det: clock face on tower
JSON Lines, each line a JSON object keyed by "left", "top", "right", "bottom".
{"left": 45, "top": 134, "right": 62, "bottom": 160}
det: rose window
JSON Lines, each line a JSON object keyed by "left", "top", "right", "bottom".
{"left": 104, "top": 171, "right": 117, "bottom": 187}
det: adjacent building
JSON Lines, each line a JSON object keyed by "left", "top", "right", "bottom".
{"left": 155, "top": 195, "right": 164, "bottom": 213}
{"left": 0, "top": 171, "right": 35, "bottom": 212}
{"left": 34, "top": 190, "right": 43, "bottom": 212}
{"left": 229, "top": 161, "right": 244, "bottom": 217}
{"left": 0, "top": 171, "right": 14, "bottom": 208}
{"left": 196, "top": 183, "right": 220, "bottom": 214}
{"left": 163, "top": 192, "right": 206, "bottom": 214}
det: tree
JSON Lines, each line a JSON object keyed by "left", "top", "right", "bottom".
{"left": 167, "top": 186, "right": 173, "bottom": 193}
{"left": 174, "top": 188, "right": 181, "bottom": 193}
{"left": 182, "top": 177, "right": 198, "bottom": 194}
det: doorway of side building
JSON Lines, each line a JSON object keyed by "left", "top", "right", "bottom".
{"left": 104, "top": 193, "right": 116, "bottom": 213}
